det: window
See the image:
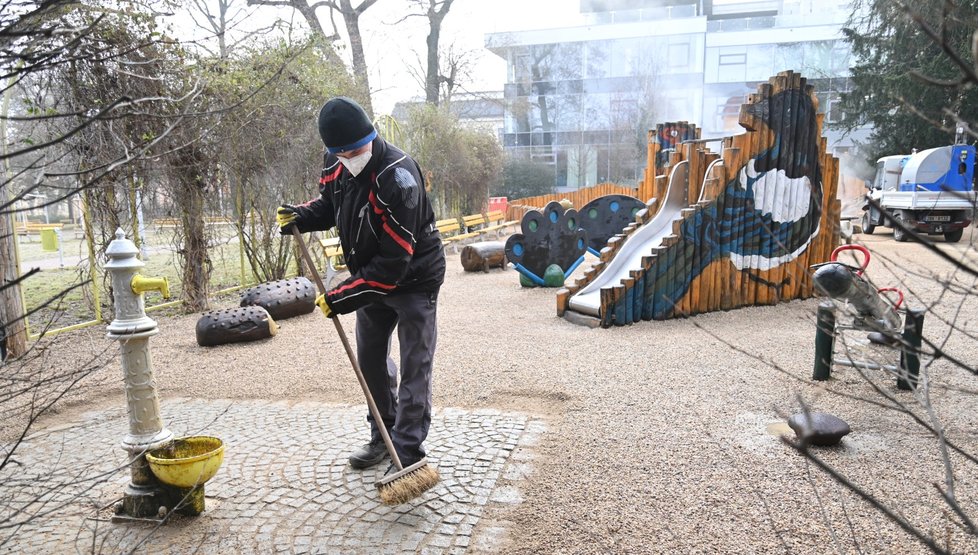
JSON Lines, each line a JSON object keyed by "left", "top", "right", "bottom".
{"left": 555, "top": 149, "right": 569, "bottom": 188}
{"left": 717, "top": 49, "right": 747, "bottom": 82}
{"left": 713, "top": 94, "right": 745, "bottom": 132}
{"left": 584, "top": 41, "right": 611, "bottom": 79}
{"left": 745, "top": 45, "right": 774, "bottom": 81}
{"left": 531, "top": 131, "right": 553, "bottom": 146}
{"left": 556, "top": 80, "right": 583, "bottom": 94}
{"left": 817, "top": 91, "right": 844, "bottom": 123}
{"left": 719, "top": 53, "right": 746, "bottom": 66}
{"left": 668, "top": 43, "right": 690, "bottom": 69}
{"left": 556, "top": 43, "right": 584, "bottom": 80}
{"left": 611, "top": 39, "right": 641, "bottom": 77}
{"left": 555, "top": 131, "right": 583, "bottom": 146}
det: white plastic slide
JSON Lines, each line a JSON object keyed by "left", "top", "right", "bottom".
{"left": 567, "top": 161, "right": 694, "bottom": 317}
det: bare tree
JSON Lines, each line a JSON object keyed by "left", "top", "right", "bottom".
{"left": 188, "top": 0, "right": 284, "bottom": 59}
{"left": 405, "top": 39, "right": 476, "bottom": 106}
{"left": 245, "top": 0, "right": 377, "bottom": 115}
{"left": 393, "top": 0, "right": 455, "bottom": 105}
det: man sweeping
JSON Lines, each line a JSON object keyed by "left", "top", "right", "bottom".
{"left": 277, "top": 97, "right": 445, "bottom": 502}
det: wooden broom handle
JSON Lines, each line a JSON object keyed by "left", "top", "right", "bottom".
{"left": 290, "top": 228, "right": 403, "bottom": 470}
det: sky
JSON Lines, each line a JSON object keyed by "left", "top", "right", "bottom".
{"left": 173, "top": 0, "right": 587, "bottom": 115}
{"left": 359, "top": 0, "right": 586, "bottom": 114}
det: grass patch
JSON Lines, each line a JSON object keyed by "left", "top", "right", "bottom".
{"left": 18, "top": 226, "right": 260, "bottom": 331}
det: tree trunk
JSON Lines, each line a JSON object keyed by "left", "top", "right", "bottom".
{"left": 0, "top": 210, "right": 27, "bottom": 360}
{"left": 174, "top": 151, "right": 212, "bottom": 312}
{"left": 425, "top": 21, "right": 441, "bottom": 104}
{"left": 341, "top": 0, "right": 374, "bottom": 117}
{"left": 1, "top": 80, "right": 26, "bottom": 359}
{"left": 287, "top": 1, "right": 347, "bottom": 68}
{"left": 424, "top": 0, "right": 455, "bottom": 104}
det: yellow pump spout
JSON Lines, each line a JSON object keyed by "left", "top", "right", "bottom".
{"left": 131, "top": 274, "right": 171, "bottom": 299}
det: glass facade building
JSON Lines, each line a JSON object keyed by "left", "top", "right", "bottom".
{"left": 486, "top": 0, "right": 866, "bottom": 191}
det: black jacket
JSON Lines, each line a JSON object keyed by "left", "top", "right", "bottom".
{"left": 292, "top": 139, "right": 445, "bottom": 315}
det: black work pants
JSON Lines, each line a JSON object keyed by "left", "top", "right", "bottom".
{"left": 355, "top": 289, "right": 438, "bottom": 466}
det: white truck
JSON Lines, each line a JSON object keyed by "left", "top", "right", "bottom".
{"left": 861, "top": 133, "right": 976, "bottom": 243}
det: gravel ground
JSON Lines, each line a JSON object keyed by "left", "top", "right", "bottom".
{"left": 6, "top": 227, "right": 978, "bottom": 554}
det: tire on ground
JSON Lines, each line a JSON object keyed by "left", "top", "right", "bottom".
{"left": 861, "top": 210, "right": 875, "bottom": 235}
{"left": 196, "top": 306, "right": 278, "bottom": 347}
{"left": 892, "top": 211, "right": 909, "bottom": 242}
{"left": 239, "top": 277, "right": 316, "bottom": 320}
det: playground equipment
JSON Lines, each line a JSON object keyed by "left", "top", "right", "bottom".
{"left": 105, "top": 229, "right": 224, "bottom": 519}
{"left": 505, "top": 201, "right": 587, "bottom": 287}
{"left": 811, "top": 244, "right": 924, "bottom": 390}
{"left": 559, "top": 71, "right": 842, "bottom": 326}
{"left": 195, "top": 306, "right": 278, "bottom": 347}
{"left": 577, "top": 195, "right": 646, "bottom": 254}
{"left": 239, "top": 277, "right": 316, "bottom": 320}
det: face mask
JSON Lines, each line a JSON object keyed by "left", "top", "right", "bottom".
{"left": 338, "top": 150, "right": 372, "bottom": 177}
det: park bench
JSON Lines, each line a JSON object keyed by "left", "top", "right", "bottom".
{"left": 436, "top": 218, "right": 466, "bottom": 252}
{"left": 442, "top": 215, "right": 484, "bottom": 252}
{"left": 153, "top": 216, "right": 232, "bottom": 229}
{"left": 14, "top": 222, "right": 64, "bottom": 241}
{"left": 319, "top": 236, "right": 346, "bottom": 286}
{"left": 461, "top": 212, "right": 488, "bottom": 233}
{"left": 440, "top": 211, "right": 521, "bottom": 253}
{"left": 203, "top": 216, "right": 233, "bottom": 225}
{"left": 153, "top": 218, "right": 180, "bottom": 228}
{"left": 481, "top": 210, "right": 519, "bottom": 238}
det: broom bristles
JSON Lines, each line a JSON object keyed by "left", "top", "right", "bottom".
{"left": 377, "top": 463, "right": 440, "bottom": 505}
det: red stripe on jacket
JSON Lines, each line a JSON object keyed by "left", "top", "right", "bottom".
{"left": 319, "top": 165, "right": 342, "bottom": 186}
{"left": 328, "top": 277, "right": 397, "bottom": 297}
{"left": 368, "top": 190, "right": 414, "bottom": 255}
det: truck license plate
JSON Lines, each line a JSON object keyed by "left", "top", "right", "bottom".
{"left": 926, "top": 215, "right": 951, "bottom": 222}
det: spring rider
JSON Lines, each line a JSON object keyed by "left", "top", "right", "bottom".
{"left": 810, "top": 244, "right": 925, "bottom": 390}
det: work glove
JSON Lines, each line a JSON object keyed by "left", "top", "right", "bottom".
{"left": 276, "top": 204, "right": 299, "bottom": 235}
{"left": 315, "top": 293, "right": 334, "bottom": 318}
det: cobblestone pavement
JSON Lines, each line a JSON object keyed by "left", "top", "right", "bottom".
{"left": 0, "top": 399, "right": 540, "bottom": 554}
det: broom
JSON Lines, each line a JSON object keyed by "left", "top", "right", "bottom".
{"left": 290, "top": 227, "right": 439, "bottom": 505}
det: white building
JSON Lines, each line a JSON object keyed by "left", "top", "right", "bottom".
{"left": 486, "top": 0, "right": 868, "bottom": 191}
{"left": 391, "top": 92, "right": 506, "bottom": 140}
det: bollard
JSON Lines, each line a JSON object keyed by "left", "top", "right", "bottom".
{"left": 897, "top": 307, "right": 925, "bottom": 390}
{"left": 104, "top": 228, "right": 173, "bottom": 519}
{"left": 813, "top": 301, "right": 836, "bottom": 381}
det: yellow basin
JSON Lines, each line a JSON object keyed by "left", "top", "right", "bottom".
{"left": 146, "top": 436, "right": 224, "bottom": 489}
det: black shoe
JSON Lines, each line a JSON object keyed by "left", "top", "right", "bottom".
{"left": 349, "top": 440, "right": 388, "bottom": 469}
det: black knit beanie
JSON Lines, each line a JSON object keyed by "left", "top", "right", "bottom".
{"left": 318, "top": 97, "right": 377, "bottom": 154}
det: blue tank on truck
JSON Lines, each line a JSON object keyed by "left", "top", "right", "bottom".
{"left": 862, "top": 129, "right": 976, "bottom": 243}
